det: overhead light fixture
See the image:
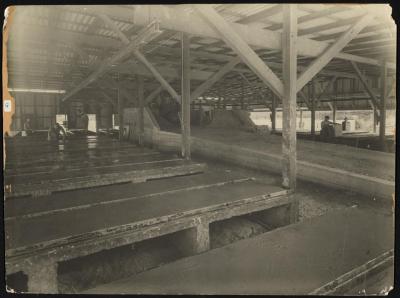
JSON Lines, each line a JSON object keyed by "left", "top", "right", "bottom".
{"left": 8, "top": 88, "right": 66, "bottom": 94}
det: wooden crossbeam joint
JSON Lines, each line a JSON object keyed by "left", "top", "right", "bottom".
{"left": 61, "top": 21, "right": 160, "bottom": 102}
{"left": 297, "top": 14, "right": 374, "bottom": 93}
{"left": 193, "top": 5, "right": 284, "bottom": 98}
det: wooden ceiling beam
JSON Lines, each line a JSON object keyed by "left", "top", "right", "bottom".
{"left": 350, "top": 61, "right": 380, "bottom": 117}
{"left": 237, "top": 5, "right": 282, "bottom": 24}
{"left": 98, "top": 13, "right": 181, "bottom": 103}
{"left": 267, "top": 5, "right": 349, "bottom": 31}
{"left": 194, "top": 5, "right": 284, "bottom": 98}
{"left": 297, "top": 14, "right": 373, "bottom": 92}
{"left": 60, "top": 21, "right": 161, "bottom": 102}
{"left": 191, "top": 56, "right": 241, "bottom": 100}
{"left": 125, "top": 5, "right": 395, "bottom": 68}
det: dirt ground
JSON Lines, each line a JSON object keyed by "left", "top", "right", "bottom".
{"left": 56, "top": 157, "right": 392, "bottom": 293}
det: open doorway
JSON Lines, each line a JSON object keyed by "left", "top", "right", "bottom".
{"left": 112, "top": 114, "right": 119, "bottom": 130}
{"left": 87, "top": 114, "right": 97, "bottom": 133}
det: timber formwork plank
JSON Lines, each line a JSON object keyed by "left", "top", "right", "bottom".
{"left": 5, "top": 136, "right": 131, "bottom": 148}
{"left": 5, "top": 160, "right": 207, "bottom": 198}
{"left": 5, "top": 171, "right": 248, "bottom": 219}
{"left": 7, "top": 178, "right": 279, "bottom": 250}
{"left": 5, "top": 149, "right": 160, "bottom": 169}
{"left": 5, "top": 152, "right": 174, "bottom": 175}
{"left": 84, "top": 208, "right": 394, "bottom": 295}
{"left": 4, "top": 146, "right": 153, "bottom": 164}
{"left": 5, "top": 142, "right": 139, "bottom": 157}
{"left": 4, "top": 139, "right": 122, "bottom": 153}
{"left": 5, "top": 159, "right": 196, "bottom": 185}
{"left": 5, "top": 136, "right": 120, "bottom": 145}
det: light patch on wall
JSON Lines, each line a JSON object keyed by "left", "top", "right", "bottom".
{"left": 8, "top": 88, "right": 66, "bottom": 94}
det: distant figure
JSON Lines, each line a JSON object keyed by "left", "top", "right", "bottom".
{"left": 48, "top": 123, "right": 66, "bottom": 141}
{"left": 342, "top": 117, "right": 348, "bottom": 131}
{"left": 80, "top": 110, "right": 89, "bottom": 133}
{"left": 23, "top": 118, "right": 33, "bottom": 136}
{"left": 320, "top": 115, "right": 333, "bottom": 141}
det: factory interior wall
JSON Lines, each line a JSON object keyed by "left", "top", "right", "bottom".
{"left": 10, "top": 92, "right": 60, "bottom": 131}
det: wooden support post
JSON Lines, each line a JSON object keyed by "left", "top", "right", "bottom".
{"left": 373, "top": 106, "right": 377, "bottom": 133}
{"left": 181, "top": 33, "right": 191, "bottom": 160}
{"left": 299, "top": 108, "right": 303, "bottom": 130}
{"left": 137, "top": 76, "right": 144, "bottom": 146}
{"left": 380, "top": 60, "right": 387, "bottom": 151}
{"left": 199, "top": 100, "right": 203, "bottom": 126}
{"left": 281, "top": 4, "right": 297, "bottom": 190}
{"left": 271, "top": 94, "right": 276, "bottom": 132}
{"left": 19, "top": 100, "right": 24, "bottom": 131}
{"left": 310, "top": 82, "right": 316, "bottom": 136}
{"left": 118, "top": 89, "right": 124, "bottom": 140}
{"left": 241, "top": 81, "right": 244, "bottom": 109}
{"left": 333, "top": 100, "right": 336, "bottom": 123}
{"left": 350, "top": 61, "right": 380, "bottom": 119}
{"left": 25, "top": 261, "right": 58, "bottom": 293}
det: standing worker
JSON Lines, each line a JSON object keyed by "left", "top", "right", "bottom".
{"left": 80, "top": 110, "right": 89, "bottom": 134}
{"left": 320, "top": 115, "right": 333, "bottom": 142}
{"left": 342, "top": 117, "right": 348, "bottom": 131}
{"left": 48, "top": 122, "right": 67, "bottom": 142}
{"left": 23, "top": 118, "right": 33, "bottom": 136}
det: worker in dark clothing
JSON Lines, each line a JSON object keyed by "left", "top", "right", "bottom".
{"left": 80, "top": 111, "right": 89, "bottom": 133}
{"left": 342, "top": 117, "right": 348, "bottom": 131}
{"left": 23, "top": 118, "right": 33, "bottom": 136}
{"left": 48, "top": 123, "right": 66, "bottom": 141}
{"left": 320, "top": 115, "right": 333, "bottom": 142}
{"left": 55, "top": 123, "right": 66, "bottom": 140}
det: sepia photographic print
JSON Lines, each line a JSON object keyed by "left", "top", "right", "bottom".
{"left": 2, "top": 3, "right": 396, "bottom": 295}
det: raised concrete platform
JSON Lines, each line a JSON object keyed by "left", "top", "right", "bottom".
{"left": 84, "top": 207, "right": 393, "bottom": 295}
{"left": 4, "top": 136, "right": 206, "bottom": 198}
{"left": 5, "top": 151, "right": 170, "bottom": 174}
{"left": 5, "top": 159, "right": 206, "bottom": 198}
{"left": 5, "top": 170, "right": 293, "bottom": 293}
{"left": 5, "top": 141, "right": 139, "bottom": 158}
{"left": 148, "top": 128, "right": 394, "bottom": 199}
{"left": 273, "top": 129, "right": 395, "bottom": 152}
{"left": 5, "top": 147, "right": 160, "bottom": 169}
